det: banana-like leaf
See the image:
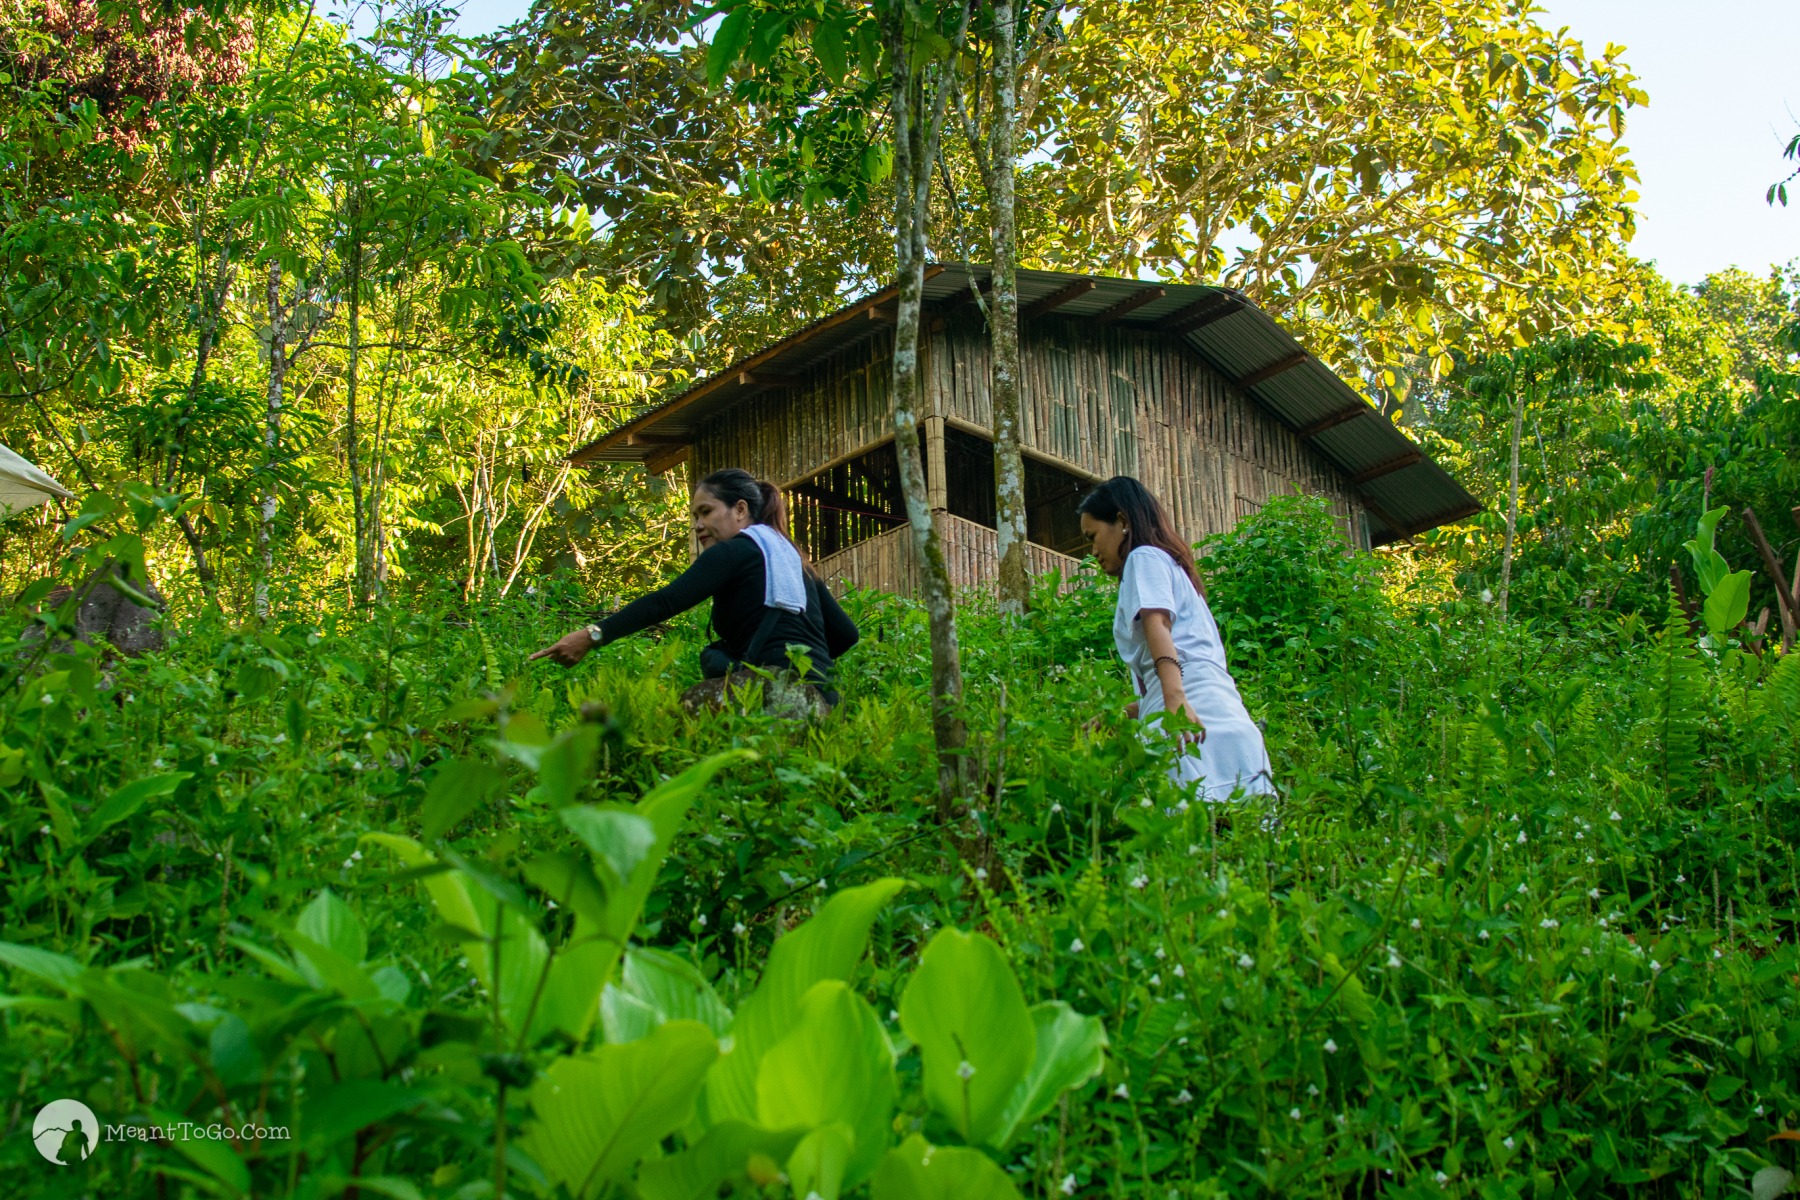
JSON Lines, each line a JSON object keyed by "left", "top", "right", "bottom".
{"left": 601, "top": 948, "right": 733, "bottom": 1043}
{"left": 636, "top": 1120, "right": 807, "bottom": 1200}
{"left": 519, "top": 1020, "right": 719, "bottom": 1200}
{"left": 989, "top": 1002, "right": 1107, "bottom": 1149}
{"left": 899, "top": 929, "right": 1034, "bottom": 1146}
{"left": 756, "top": 980, "right": 896, "bottom": 1191}
{"left": 704, "top": 877, "right": 906, "bottom": 1124}
{"left": 870, "top": 1135, "right": 1021, "bottom": 1200}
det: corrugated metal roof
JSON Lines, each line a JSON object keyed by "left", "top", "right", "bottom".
{"left": 568, "top": 264, "right": 1479, "bottom": 544}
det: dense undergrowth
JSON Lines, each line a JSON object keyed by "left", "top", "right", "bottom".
{"left": 3, "top": 496, "right": 1798, "bottom": 1199}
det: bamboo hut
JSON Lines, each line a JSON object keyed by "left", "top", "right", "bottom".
{"left": 566, "top": 265, "right": 1480, "bottom": 595}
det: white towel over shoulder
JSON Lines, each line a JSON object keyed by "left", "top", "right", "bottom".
{"left": 739, "top": 524, "right": 807, "bottom": 613}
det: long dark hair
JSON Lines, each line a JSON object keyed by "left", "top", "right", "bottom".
{"left": 1076, "top": 475, "right": 1203, "bottom": 595}
{"left": 696, "top": 467, "right": 815, "bottom": 574}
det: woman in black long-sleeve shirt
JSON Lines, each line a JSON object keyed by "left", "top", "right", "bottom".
{"left": 531, "top": 468, "right": 860, "bottom": 707}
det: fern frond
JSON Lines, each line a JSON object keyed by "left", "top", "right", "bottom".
{"left": 1651, "top": 596, "right": 1704, "bottom": 800}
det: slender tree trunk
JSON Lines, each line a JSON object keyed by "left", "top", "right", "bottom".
{"left": 345, "top": 229, "right": 372, "bottom": 607}
{"left": 1498, "top": 389, "right": 1525, "bottom": 620}
{"left": 889, "top": 17, "right": 972, "bottom": 818}
{"left": 257, "top": 259, "right": 286, "bottom": 619}
{"left": 989, "top": 0, "right": 1028, "bottom": 616}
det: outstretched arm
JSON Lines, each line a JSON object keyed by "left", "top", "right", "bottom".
{"left": 531, "top": 540, "right": 745, "bottom": 667}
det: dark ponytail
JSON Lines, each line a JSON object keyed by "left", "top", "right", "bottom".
{"left": 697, "top": 467, "right": 815, "bottom": 574}
{"left": 1076, "top": 475, "right": 1203, "bottom": 595}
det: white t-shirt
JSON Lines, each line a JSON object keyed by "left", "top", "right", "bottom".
{"left": 1112, "top": 544, "right": 1275, "bottom": 798}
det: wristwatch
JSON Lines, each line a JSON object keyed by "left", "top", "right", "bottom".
{"left": 585, "top": 624, "right": 604, "bottom": 643}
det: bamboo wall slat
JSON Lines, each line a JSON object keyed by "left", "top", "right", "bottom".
{"left": 694, "top": 315, "right": 1368, "bottom": 597}
{"left": 814, "top": 512, "right": 1083, "bottom": 598}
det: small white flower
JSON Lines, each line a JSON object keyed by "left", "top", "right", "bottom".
{"left": 1323, "top": 1038, "right": 1339, "bottom": 1054}
{"left": 39, "top": 824, "right": 50, "bottom": 834}
{"left": 39, "top": 693, "right": 53, "bottom": 705}
{"left": 1129, "top": 874, "right": 1148, "bottom": 890}
{"left": 1649, "top": 959, "right": 1662, "bottom": 972}
{"left": 1516, "top": 831, "right": 1528, "bottom": 845}
{"left": 1712, "top": 947, "right": 1722, "bottom": 959}
{"left": 1216, "top": 908, "right": 1229, "bottom": 920}
{"left": 719, "top": 1035, "right": 735, "bottom": 1054}
{"left": 123, "top": 692, "right": 135, "bottom": 703}
{"left": 815, "top": 879, "right": 827, "bottom": 889}
{"left": 1237, "top": 953, "right": 1255, "bottom": 969}
{"left": 1609, "top": 810, "right": 1622, "bottom": 822}
{"left": 1674, "top": 874, "right": 1686, "bottom": 884}
{"left": 1187, "top": 844, "right": 1201, "bottom": 856}
{"left": 342, "top": 858, "right": 354, "bottom": 869}
{"left": 697, "top": 914, "right": 707, "bottom": 927}
{"left": 1517, "top": 882, "right": 1529, "bottom": 894}
{"left": 1435, "top": 1171, "right": 1449, "bottom": 1184}
{"left": 1581, "top": 946, "right": 1592, "bottom": 956}
{"left": 1174, "top": 1088, "right": 1194, "bottom": 1104}
{"left": 153, "top": 758, "right": 166, "bottom": 768}
{"left": 1502, "top": 1136, "right": 1515, "bottom": 1150}
{"left": 1548, "top": 768, "right": 1556, "bottom": 777}
{"left": 1150, "top": 974, "right": 1162, "bottom": 987}
{"left": 733, "top": 921, "right": 747, "bottom": 935}
{"left": 1113, "top": 1083, "right": 1129, "bottom": 1099}
{"left": 889, "top": 1009, "right": 900, "bottom": 1021}
{"left": 1480, "top": 588, "right": 1494, "bottom": 604}
{"left": 1540, "top": 918, "right": 1559, "bottom": 929}
{"left": 351, "top": 850, "right": 362, "bottom": 861}
{"left": 1154, "top": 946, "right": 1167, "bottom": 960}
{"left": 1307, "top": 1083, "right": 1320, "bottom": 1096}
{"left": 1588, "top": 887, "right": 1601, "bottom": 899}
{"left": 1479, "top": 929, "right": 1490, "bottom": 940}
{"left": 974, "top": 867, "right": 988, "bottom": 881}
{"left": 1386, "top": 952, "right": 1402, "bottom": 969}
{"left": 1755, "top": 1104, "right": 1765, "bottom": 1116}
{"left": 1069, "top": 938, "right": 1085, "bottom": 953}
{"left": 1410, "top": 918, "right": 1422, "bottom": 930}
{"left": 1050, "top": 802, "right": 1063, "bottom": 813}
{"left": 1060, "top": 1175, "right": 1077, "bottom": 1196}
{"left": 957, "top": 1061, "right": 976, "bottom": 1080}
{"left": 207, "top": 752, "right": 218, "bottom": 765}
{"left": 1173, "top": 964, "right": 1185, "bottom": 978}
{"left": 1139, "top": 797, "right": 1152, "bottom": 808}
{"left": 1289, "top": 1107, "right": 1301, "bottom": 1120}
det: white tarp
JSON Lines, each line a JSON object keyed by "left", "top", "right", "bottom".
{"left": 0, "top": 443, "right": 75, "bottom": 519}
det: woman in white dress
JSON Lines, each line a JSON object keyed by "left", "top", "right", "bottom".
{"left": 1077, "top": 477, "right": 1276, "bottom": 801}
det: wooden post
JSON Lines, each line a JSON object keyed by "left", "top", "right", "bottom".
{"left": 1742, "top": 506, "right": 1797, "bottom": 653}
{"left": 924, "top": 415, "right": 948, "bottom": 512}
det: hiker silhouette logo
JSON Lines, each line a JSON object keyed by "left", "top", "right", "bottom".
{"left": 32, "top": 1098, "right": 99, "bottom": 1165}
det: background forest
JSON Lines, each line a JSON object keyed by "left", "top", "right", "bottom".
{"left": 1, "top": 0, "right": 1797, "bottom": 1198}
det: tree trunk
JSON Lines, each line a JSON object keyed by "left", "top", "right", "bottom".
{"left": 988, "top": 0, "right": 1028, "bottom": 617}
{"left": 344, "top": 231, "right": 373, "bottom": 607}
{"left": 889, "top": 17, "right": 971, "bottom": 818}
{"left": 1498, "top": 389, "right": 1524, "bottom": 620}
{"left": 257, "top": 259, "right": 285, "bottom": 619}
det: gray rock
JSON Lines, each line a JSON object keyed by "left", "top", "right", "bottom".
{"left": 32, "top": 561, "right": 166, "bottom": 656}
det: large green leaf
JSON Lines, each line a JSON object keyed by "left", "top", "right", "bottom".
{"left": 787, "top": 1124, "right": 855, "bottom": 1200}
{"left": 989, "top": 1002, "right": 1107, "bottom": 1149}
{"left": 602, "top": 948, "right": 733, "bottom": 1043}
{"left": 704, "top": 877, "right": 906, "bottom": 1124}
{"left": 1702, "top": 569, "right": 1751, "bottom": 636}
{"left": 520, "top": 1020, "right": 719, "bottom": 1200}
{"left": 706, "top": 8, "right": 752, "bottom": 85}
{"left": 89, "top": 772, "right": 191, "bottom": 834}
{"left": 360, "top": 833, "right": 550, "bottom": 1040}
{"left": 0, "top": 941, "right": 86, "bottom": 990}
{"left": 419, "top": 758, "right": 506, "bottom": 841}
{"left": 756, "top": 980, "right": 897, "bottom": 1191}
{"left": 560, "top": 807, "right": 656, "bottom": 891}
{"left": 899, "top": 929, "right": 1034, "bottom": 1145}
{"left": 870, "top": 1136, "right": 1021, "bottom": 1200}
{"left": 296, "top": 888, "right": 367, "bottom": 965}
{"left": 636, "top": 1120, "right": 807, "bottom": 1200}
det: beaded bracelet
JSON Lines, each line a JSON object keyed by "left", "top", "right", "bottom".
{"left": 1153, "top": 654, "right": 1182, "bottom": 672}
